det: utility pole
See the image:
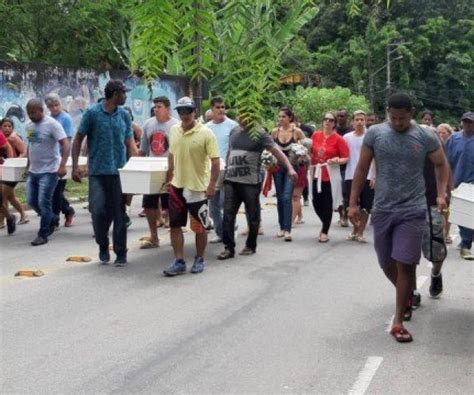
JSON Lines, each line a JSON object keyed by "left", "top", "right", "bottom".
{"left": 385, "top": 41, "right": 411, "bottom": 104}
{"left": 386, "top": 44, "right": 394, "bottom": 102}
{"left": 368, "top": 52, "right": 375, "bottom": 111}
{"left": 368, "top": 54, "right": 403, "bottom": 112}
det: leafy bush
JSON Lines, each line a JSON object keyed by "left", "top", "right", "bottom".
{"left": 264, "top": 86, "right": 369, "bottom": 127}
{"left": 291, "top": 86, "right": 369, "bottom": 124}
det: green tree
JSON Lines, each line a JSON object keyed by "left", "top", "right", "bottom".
{"left": 0, "top": 0, "right": 128, "bottom": 69}
{"left": 128, "top": 0, "right": 318, "bottom": 136}
{"left": 284, "top": 0, "right": 473, "bottom": 121}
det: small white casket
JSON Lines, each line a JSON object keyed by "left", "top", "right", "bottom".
{"left": 65, "top": 156, "right": 88, "bottom": 179}
{"left": 119, "top": 157, "right": 168, "bottom": 194}
{"left": 450, "top": 183, "right": 474, "bottom": 230}
{"left": 0, "top": 158, "right": 28, "bottom": 182}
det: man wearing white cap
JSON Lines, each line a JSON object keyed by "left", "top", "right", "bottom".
{"left": 163, "top": 97, "right": 220, "bottom": 276}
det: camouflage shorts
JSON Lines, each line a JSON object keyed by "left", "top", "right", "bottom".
{"left": 422, "top": 206, "right": 447, "bottom": 263}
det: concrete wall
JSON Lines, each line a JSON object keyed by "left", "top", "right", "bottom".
{"left": 0, "top": 61, "right": 189, "bottom": 139}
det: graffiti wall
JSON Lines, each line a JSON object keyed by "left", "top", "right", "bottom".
{"left": 0, "top": 61, "right": 190, "bottom": 139}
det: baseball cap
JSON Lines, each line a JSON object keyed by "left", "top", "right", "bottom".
{"left": 461, "top": 111, "right": 474, "bottom": 121}
{"left": 174, "top": 96, "right": 196, "bottom": 110}
{"left": 104, "top": 79, "right": 131, "bottom": 94}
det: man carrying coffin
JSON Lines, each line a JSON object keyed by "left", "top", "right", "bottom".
{"left": 163, "top": 97, "right": 220, "bottom": 276}
{"left": 72, "top": 80, "right": 138, "bottom": 266}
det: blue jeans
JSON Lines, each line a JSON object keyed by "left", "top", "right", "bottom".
{"left": 210, "top": 189, "right": 224, "bottom": 239}
{"left": 27, "top": 172, "right": 59, "bottom": 239}
{"left": 273, "top": 166, "right": 294, "bottom": 232}
{"left": 459, "top": 226, "right": 473, "bottom": 249}
{"left": 89, "top": 175, "right": 127, "bottom": 257}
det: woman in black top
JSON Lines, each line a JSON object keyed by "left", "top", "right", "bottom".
{"left": 271, "top": 107, "right": 305, "bottom": 241}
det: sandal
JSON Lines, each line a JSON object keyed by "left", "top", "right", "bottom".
{"left": 318, "top": 233, "right": 329, "bottom": 243}
{"left": 390, "top": 325, "right": 413, "bottom": 343}
{"left": 139, "top": 235, "right": 152, "bottom": 241}
{"left": 338, "top": 219, "right": 349, "bottom": 228}
{"left": 217, "top": 249, "right": 235, "bottom": 260}
{"left": 346, "top": 233, "right": 357, "bottom": 241}
{"left": 239, "top": 247, "right": 255, "bottom": 256}
{"left": 294, "top": 218, "right": 305, "bottom": 225}
{"left": 140, "top": 240, "right": 159, "bottom": 249}
{"left": 18, "top": 217, "right": 30, "bottom": 225}
{"left": 276, "top": 230, "right": 284, "bottom": 238}
{"left": 356, "top": 235, "right": 367, "bottom": 243}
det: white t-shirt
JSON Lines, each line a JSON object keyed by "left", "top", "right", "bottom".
{"left": 26, "top": 115, "right": 66, "bottom": 174}
{"left": 344, "top": 131, "right": 374, "bottom": 181}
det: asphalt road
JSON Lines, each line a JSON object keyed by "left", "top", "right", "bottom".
{"left": 1, "top": 197, "right": 473, "bottom": 394}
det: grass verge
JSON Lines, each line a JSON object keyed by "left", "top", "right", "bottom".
{"left": 14, "top": 179, "right": 89, "bottom": 206}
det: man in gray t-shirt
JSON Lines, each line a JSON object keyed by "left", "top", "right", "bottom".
{"left": 140, "top": 116, "right": 178, "bottom": 158}
{"left": 25, "top": 99, "right": 69, "bottom": 246}
{"left": 217, "top": 124, "right": 297, "bottom": 259}
{"left": 364, "top": 120, "right": 440, "bottom": 212}
{"left": 348, "top": 93, "right": 449, "bottom": 344}
{"left": 138, "top": 96, "right": 178, "bottom": 248}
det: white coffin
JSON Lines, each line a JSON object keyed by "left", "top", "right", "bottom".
{"left": 119, "top": 157, "right": 168, "bottom": 194}
{"left": 450, "top": 183, "right": 474, "bottom": 230}
{"left": 65, "top": 156, "right": 88, "bottom": 179}
{"left": 0, "top": 158, "right": 28, "bottom": 182}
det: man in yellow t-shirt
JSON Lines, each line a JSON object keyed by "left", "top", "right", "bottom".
{"left": 164, "top": 97, "right": 220, "bottom": 276}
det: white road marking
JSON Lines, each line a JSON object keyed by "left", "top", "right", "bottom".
{"left": 348, "top": 356, "right": 383, "bottom": 395}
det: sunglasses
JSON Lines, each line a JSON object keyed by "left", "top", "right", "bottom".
{"left": 177, "top": 107, "right": 194, "bottom": 115}
{"left": 323, "top": 117, "right": 336, "bottom": 122}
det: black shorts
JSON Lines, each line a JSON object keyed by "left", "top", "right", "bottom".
{"left": 345, "top": 180, "right": 374, "bottom": 213}
{"left": 142, "top": 193, "right": 169, "bottom": 210}
{"left": 168, "top": 186, "right": 209, "bottom": 233}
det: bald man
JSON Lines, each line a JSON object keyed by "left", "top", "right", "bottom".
{"left": 25, "top": 99, "right": 69, "bottom": 246}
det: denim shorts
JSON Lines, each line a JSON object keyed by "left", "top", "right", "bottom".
{"left": 372, "top": 209, "right": 426, "bottom": 267}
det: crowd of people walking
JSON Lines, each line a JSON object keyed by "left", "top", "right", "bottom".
{"left": 1, "top": 80, "right": 473, "bottom": 344}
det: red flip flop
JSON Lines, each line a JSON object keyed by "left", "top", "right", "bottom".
{"left": 390, "top": 325, "right": 413, "bottom": 343}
